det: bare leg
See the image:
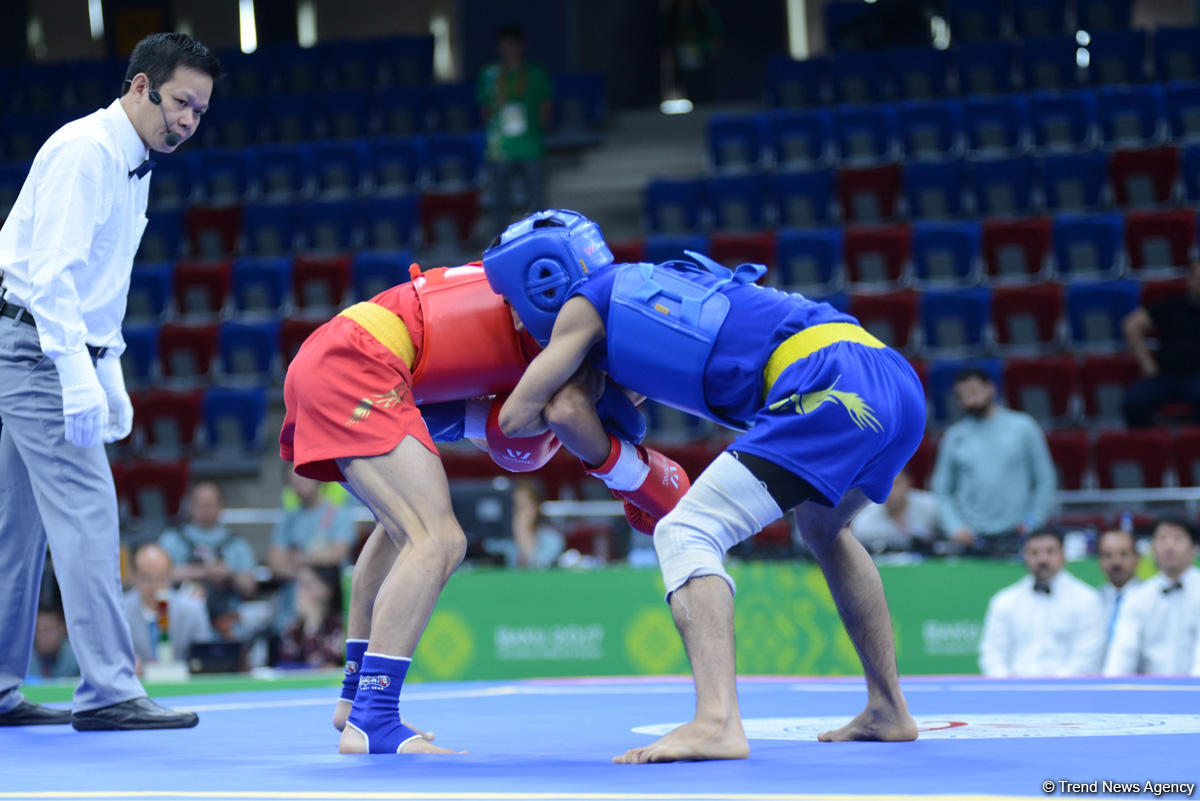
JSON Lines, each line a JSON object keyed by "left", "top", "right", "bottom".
{"left": 796, "top": 493, "right": 916, "bottom": 743}
{"left": 334, "top": 437, "right": 467, "bottom": 755}
{"left": 614, "top": 576, "right": 749, "bottom": 764}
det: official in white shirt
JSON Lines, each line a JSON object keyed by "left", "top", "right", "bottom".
{"left": 0, "top": 33, "right": 219, "bottom": 731}
{"left": 979, "top": 530, "right": 1107, "bottom": 677}
{"left": 1096, "top": 528, "right": 1142, "bottom": 644}
{"left": 1104, "top": 517, "right": 1200, "bottom": 676}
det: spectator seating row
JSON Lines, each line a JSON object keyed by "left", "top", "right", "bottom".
{"left": 771, "top": 26, "right": 1198, "bottom": 106}
{"left": 647, "top": 145, "right": 1199, "bottom": 230}
{"left": 711, "top": 82, "right": 1200, "bottom": 170}
{"left": 125, "top": 386, "right": 268, "bottom": 459}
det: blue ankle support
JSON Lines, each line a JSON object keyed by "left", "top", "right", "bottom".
{"left": 345, "top": 652, "right": 421, "bottom": 753}
{"left": 340, "top": 639, "right": 369, "bottom": 703}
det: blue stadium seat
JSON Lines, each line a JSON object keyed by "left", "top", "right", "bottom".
{"left": 551, "top": 73, "right": 606, "bottom": 147}
{"left": 217, "top": 49, "right": 267, "bottom": 99}
{"left": 1012, "top": 0, "right": 1067, "bottom": 37}
{"left": 319, "top": 40, "right": 382, "bottom": 92}
{"left": 829, "top": 51, "right": 887, "bottom": 105}
{"left": 136, "top": 211, "right": 185, "bottom": 263}
{"left": 378, "top": 36, "right": 435, "bottom": 87}
{"left": 312, "top": 140, "right": 369, "bottom": 198}
{"left": 1030, "top": 89, "right": 1097, "bottom": 150}
{"left": 809, "top": 291, "right": 849, "bottom": 313}
{"left": 1077, "top": 0, "right": 1132, "bottom": 33}
{"left": 241, "top": 203, "right": 301, "bottom": 257}
{"left": 1040, "top": 150, "right": 1110, "bottom": 211}
{"left": 911, "top": 221, "right": 981, "bottom": 286}
{"left": 0, "top": 162, "right": 29, "bottom": 217}
{"left": 920, "top": 286, "right": 992, "bottom": 355}
{"left": 201, "top": 97, "right": 260, "bottom": 148}
{"left": 370, "top": 136, "right": 426, "bottom": 194}
{"left": 1155, "top": 27, "right": 1200, "bottom": 82}
{"left": 644, "top": 178, "right": 707, "bottom": 234}
{"left": 968, "top": 155, "right": 1036, "bottom": 217}
{"left": 232, "top": 257, "right": 292, "bottom": 315}
{"left": 775, "top": 228, "right": 843, "bottom": 291}
{"left": 824, "top": 1, "right": 875, "bottom": 52}
{"left": 904, "top": 159, "right": 968, "bottom": 219}
{"left": 360, "top": 194, "right": 420, "bottom": 252}
{"left": 644, "top": 234, "right": 710, "bottom": 265}
{"left": 427, "top": 81, "right": 479, "bottom": 132}
{"left": 766, "top": 55, "right": 828, "bottom": 109}
{"left": 148, "top": 153, "right": 197, "bottom": 211}
{"left": 275, "top": 48, "right": 321, "bottom": 95}
{"left": 1065, "top": 278, "right": 1140, "bottom": 349}
{"left": 195, "top": 148, "right": 256, "bottom": 204}
{"left": 64, "top": 58, "right": 124, "bottom": 110}
{"left": 319, "top": 90, "right": 372, "bottom": 140}
{"left": 1087, "top": 30, "right": 1147, "bottom": 86}
{"left": 1053, "top": 213, "right": 1126, "bottom": 277}
{"left": 126, "top": 263, "right": 174, "bottom": 322}
{"left": 202, "top": 386, "right": 268, "bottom": 453}
{"left": 120, "top": 323, "right": 160, "bottom": 386}
{"left": 887, "top": 47, "right": 953, "bottom": 100}
{"left": 1165, "top": 81, "right": 1200, "bottom": 141}
{"left": 947, "top": 0, "right": 1005, "bottom": 43}
{"left": 259, "top": 93, "right": 319, "bottom": 143}
{"left": 898, "top": 100, "right": 963, "bottom": 160}
{"left": 834, "top": 105, "right": 897, "bottom": 165}
{"left": 1181, "top": 143, "right": 1200, "bottom": 202}
{"left": 707, "top": 113, "right": 768, "bottom": 172}
{"left": 927, "top": 357, "right": 1004, "bottom": 424}
{"left": 769, "top": 169, "right": 836, "bottom": 227}
{"left": 373, "top": 86, "right": 428, "bottom": 136}
{"left": 963, "top": 94, "right": 1030, "bottom": 154}
{"left": 705, "top": 174, "right": 770, "bottom": 231}
{"left": 426, "top": 132, "right": 485, "bottom": 187}
{"left": 1097, "top": 85, "right": 1166, "bottom": 146}
{"left": 255, "top": 144, "right": 313, "bottom": 202}
{"left": 1, "top": 113, "right": 60, "bottom": 162}
{"left": 956, "top": 42, "right": 1017, "bottom": 96}
{"left": 768, "top": 109, "right": 834, "bottom": 167}
{"left": 353, "top": 251, "right": 413, "bottom": 300}
{"left": 300, "top": 199, "right": 359, "bottom": 253}
{"left": 217, "top": 320, "right": 279, "bottom": 383}
{"left": 1020, "top": 36, "right": 1081, "bottom": 91}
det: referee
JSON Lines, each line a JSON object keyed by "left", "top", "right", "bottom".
{"left": 0, "top": 33, "right": 219, "bottom": 730}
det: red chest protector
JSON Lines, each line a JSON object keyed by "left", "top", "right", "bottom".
{"left": 409, "top": 263, "right": 538, "bottom": 404}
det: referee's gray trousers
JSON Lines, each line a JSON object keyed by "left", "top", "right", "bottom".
{"left": 0, "top": 317, "right": 144, "bottom": 712}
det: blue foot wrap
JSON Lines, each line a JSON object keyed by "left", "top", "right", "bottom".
{"left": 340, "top": 639, "right": 368, "bottom": 703}
{"left": 345, "top": 653, "right": 421, "bottom": 753}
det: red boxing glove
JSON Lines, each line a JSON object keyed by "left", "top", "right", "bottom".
{"left": 587, "top": 435, "right": 690, "bottom": 521}
{"left": 485, "top": 395, "right": 561, "bottom": 472}
{"left": 619, "top": 496, "right": 659, "bottom": 536}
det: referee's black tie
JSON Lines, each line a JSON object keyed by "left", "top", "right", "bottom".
{"left": 129, "top": 159, "right": 156, "bottom": 179}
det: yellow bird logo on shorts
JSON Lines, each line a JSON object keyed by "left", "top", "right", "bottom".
{"left": 768, "top": 374, "right": 883, "bottom": 433}
{"left": 345, "top": 385, "right": 411, "bottom": 427}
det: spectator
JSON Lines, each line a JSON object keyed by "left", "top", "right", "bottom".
{"left": 121, "top": 543, "right": 212, "bottom": 667}
{"left": 849, "top": 468, "right": 938, "bottom": 554}
{"left": 503, "top": 480, "right": 565, "bottom": 568}
{"left": 1096, "top": 528, "right": 1142, "bottom": 643}
{"left": 477, "top": 24, "right": 552, "bottom": 240}
{"left": 979, "top": 530, "right": 1107, "bottom": 677}
{"left": 276, "top": 566, "right": 344, "bottom": 669}
{"left": 1104, "top": 516, "right": 1200, "bottom": 676}
{"left": 29, "top": 607, "right": 79, "bottom": 680}
{"left": 931, "top": 368, "right": 1057, "bottom": 557}
{"left": 1122, "top": 261, "right": 1200, "bottom": 427}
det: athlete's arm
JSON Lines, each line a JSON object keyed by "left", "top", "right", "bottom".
{"left": 498, "top": 296, "right": 605, "bottom": 438}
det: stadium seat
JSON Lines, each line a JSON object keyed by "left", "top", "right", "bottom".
{"left": 910, "top": 220, "right": 981, "bottom": 286}
{"left": 1052, "top": 213, "right": 1126, "bottom": 277}
{"left": 312, "top": 140, "right": 369, "bottom": 198}
{"left": 644, "top": 178, "right": 707, "bottom": 234}
{"left": 708, "top": 232, "right": 776, "bottom": 271}
{"left": 1155, "top": 28, "right": 1200, "bottom": 82}
{"left": 1171, "top": 427, "right": 1200, "bottom": 487}
{"left": 217, "top": 319, "right": 280, "bottom": 383}
{"left": 837, "top": 164, "right": 903, "bottom": 223}
{"left": 1124, "top": 209, "right": 1196, "bottom": 273}
{"left": 201, "top": 97, "right": 259, "bottom": 148}
{"left": 1020, "top": 36, "right": 1081, "bottom": 91}
{"left": 0, "top": 162, "right": 28, "bottom": 218}
{"left": 255, "top": 144, "right": 312, "bottom": 201}
{"left": 829, "top": 51, "right": 887, "bottom": 105}
{"left": 419, "top": 189, "right": 480, "bottom": 245}
{"left": 1079, "top": 353, "right": 1141, "bottom": 423}
{"left": 320, "top": 40, "right": 381, "bottom": 93}
{"left": 185, "top": 205, "right": 244, "bottom": 260}
{"left": 202, "top": 386, "right": 269, "bottom": 454}
{"left": 129, "top": 389, "right": 203, "bottom": 458}
{"left": 259, "top": 93, "right": 318, "bottom": 143}
{"left": 126, "top": 263, "right": 173, "bottom": 323}
{"left": 766, "top": 55, "right": 828, "bottom": 109}
{"left": 887, "top": 47, "right": 954, "bottom": 100}
{"left": 1138, "top": 277, "right": 1187, "bottom": 310}
{"left": 292, "top": 253, "right": 352, "bottom": 311}
{"left": 833, "top": 105, "right": 897, "bottom": 165}
{"left": 426, "top": 132, "right": 485, "bottom": 187}
{"left": 1077, "top": 0, "right": 1132, "bottom": 33}
{"left": 300, "top": 199, "right": 359, "bottom": 253}
{"left": 1004, "top": 356, "right": 1079, "bottom": 427}
{"left": 1168, "top": 84, "right": 1200, "bottom": 143}
{"left": 963, "top": 94, "right": 1029, "bottom": 155}
{"left": 136, "top": 210, "right": 185, "bottom": 263}
{"left": 644, "top": 234, "right": 710, "bottom": 265}
{"left": 981, "top": 217, "right": 1052, "bottom": 282}
{"left": 920, "top": 286, "right": 992, "bottom": 355}
{"left": 172, "top": 259, "right": 232, "bottom": 318}
{"left": 1046, "top": 429, "right": 1090, "bottom": 490}
{"left": 905, "top": 434, "right": 939, "bottom": 490}
{"left": 360, "top": 194, "right": 420, "bottom": 252}
{"left": 1029, "top": 89, "right": 1097, "bottom": 151}
{"left": 1012, "top": 0, "right": 1067, "bottom": 37}
{"left": 117, "top": 460, "right": 190, "bottom": 521}
{"left": 705, "top": 173, "right": 770, "bottom": 231}
{"left": 147, "top": 153, "right": 196, "bottom": 211}
{"left": 898, "top": 100, "right": 964, "bottom": 161}
{"left": 927, "top": 357, "right": 1004, "bottom": 424}
{"left": 120, "top": 324, "right": 159, "bottom": 387}
{"left": 773, "top": 227, "right": 842, "bottom": 291}
{"left": 377, "top": 36, "right": 434, "bottom": 87}
{"left": 318, "top": 90, "right": 372, "bottom": 141}
{"left": 969, "top": 155, "right": 1036, "bottom": 217}
{"left": 607, "top": 239, "right": 645, "bottom": 265}
{"left": 370, "top": 136, "right": 426, "bottom": 195}
{"left": 157, "top": 323, "right": 219, "bottom": 384}
{"left": 904, "top": 160, "right": 968, "bottom": 220}
{"left": 848, "top": 291, "right": 918, "bottom": 351}
{"left": 232, "top": 257, "right": 292, "bottom": 315}
{"left": 956, "top": 41, "right": 1017, "bottom": 96}
{"left": 768, "top": 110, "right": 835, "bottom": 167}
{"left": 707, "top": 113, "right": 768, "bottom": 172}
{"left": 1097, "top": 85, "right": 1166, "bottom": 146}
{"left": 991, "top": 283, "right": 1064, "bottom": 353}
{"left": 551, "top": 72, "right": 606, "bottom": 146}
{"left": 280, "top": 317, "right": 323, "bottom": 367}
{"left": 1039, "top": 151, "right": 1109, "bottom": 212}
{"left": 241, "top": 203, "right": 301, "bottom": 257}
{"left": 770, "top": 169, "right": 837, "bottom": 227}
{"left": 427, "top": 81, "right": 479, "bottom": 132}
{"left": 1065, "top": 278, "right": 1140, "bottom": 350}
{"left": 1108, "top": 146, "right": 1180, "bottom": 208}
{"left": 352, "top": 251, "right": 412, "bottom": 301}
{"left": 843, "top": 224, "right": 911, "bottom": 288}
{"left": 275, "top": 50, "right": 320, "bottom": 96}
{"left": 1094, "top": 429, "right": 1171, "bottom": 489}
{"left": 1087, "top": 30, "right": 1148, "bottom": 85}
{"left": 373, "top": 87, "right": 428, "bottom": 137}
{"left": 947, "top": 0, "right": 1005, "bottom": 43}
{"left": 195, "top": 149, "right": 256, "bottom": 205}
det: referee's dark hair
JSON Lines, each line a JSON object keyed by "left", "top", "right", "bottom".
{"left": 121, "top": 32, "right": 222, "bottom": 95}
{"left": 1152, "top": 514, "right": 1200, "bottom": 545}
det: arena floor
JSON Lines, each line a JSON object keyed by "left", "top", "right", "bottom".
{"left": 4, "top": 675, "right": 1199, "bottom": 800}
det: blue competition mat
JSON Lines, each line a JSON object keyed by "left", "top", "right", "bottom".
{"left": 3, "top": 675, "right": 1199, "bottom": 800}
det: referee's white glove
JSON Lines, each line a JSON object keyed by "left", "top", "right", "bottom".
{"left": 53, "top": 350, "right": 109, "bottom": 449}
{"left": 94, "top": 353, "right": 133, "bottom": 443}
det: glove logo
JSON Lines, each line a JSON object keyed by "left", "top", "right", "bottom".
{"left": 358, "top": 674, "right": 391, "bottom": 691}
{"left": 663, "top": 464, "right": 680, "bottom": 489}
{"left": 506, "top": 448, "right": 532, "bottom": 464}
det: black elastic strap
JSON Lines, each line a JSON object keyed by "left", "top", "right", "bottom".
{"left": 729, "top": 450, "right": 828, "bottom": 512}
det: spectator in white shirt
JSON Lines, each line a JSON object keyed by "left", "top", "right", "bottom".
{"left": 979, "top": 530, "right": 1107, "bottom": 677}
{"left": 1096, "top": 528, "right": 1142, "bottom": 644}
{"left": 0, "top": 33, "right": 218, "bottom": 731}
{"left": 850, "top": 469, "right": 939, "bottom": 554}
{"left": 1104, "top": 516, "right": 1200, "bottom": 676}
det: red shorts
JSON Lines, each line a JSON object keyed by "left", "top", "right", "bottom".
{"left": 279, "top": 285, "right": 437, "bottom": 482}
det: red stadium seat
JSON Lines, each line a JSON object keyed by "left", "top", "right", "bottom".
{"left": 837, "top": 163, "right": 903, "bottom": 223}
{"left": 991, "top": 283, "right": 1064, "bottom": 353}
{"left": 1139, "top": 277, "right": 1187, "bottom": 309}
{"left": 184, "top": 205, "right": 244, "bottom": 259}
{"left": 563, "top": 522, "right": 616, "bottom": 558}
{"left": 1109, "top": 146, "right": 1180, "bottom": 209}
{"left": 1004, "top": 356, "right": 1079, "bottom": 427}
{"left": 116, "top": 460, "right": 191, "bottom": 520}
{"left": 172, "top": 259, "right": 232, "bottom": 317}
{"left": 843, "top": 224, "right": 911, "bottom": 288}
{"left": 420, "top": 189, "right": 480, "bottom": 245}
{"left": 1079, "top": 354, "right": 1141, "bottom": 423}
{"left": 280, "top": 317, "right": 324, "bottom": 366}
{"left": 981, "top": 217, "right": 1052, "bottom": 282}
{"left": 849, "top": 291, "right": 919, "bottom": 351}
{"left": 905, "top": 433, "right": 939, "bottom": 490}
{"left": 709, "top": 231, "right": 776, "bottom": 272}
{"left": 157, "top": 323, "right": 219, "bottom": 382}
{"left": 1172, "top": 426, "right": 1200, "bottom": 487}
{"left": 1046, "top": 430, "right": 1091, "bottom": 490}
{"left": 1094, "top": 429, "right": 1171, "bottom": 488}
{"left": 1124, "top": 209, "right": 1197, "bottom": 273}
{"left": 292, "top": 253, "right": 352, "bottom": 311}
{"left": 129, "top": 389, "right": 204, "bottom": 455}
{"left": 607, "top": 238, "right": 645, "bottom": 264}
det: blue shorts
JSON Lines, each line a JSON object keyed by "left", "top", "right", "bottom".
{"left": 728, "top": 342, "right": 926, "bottom": 507}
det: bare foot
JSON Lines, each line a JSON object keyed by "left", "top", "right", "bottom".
{"left": 338, "top": 724, "right": 460, "bottom": 755}
{"left": 613, "top": 719, "right": 749, "bottom": 764}
{"left": 817, "top": 705, "right": 918, "bottom": 743}
{"left": 332, "top": 700, "right": 434, "bottom": 743}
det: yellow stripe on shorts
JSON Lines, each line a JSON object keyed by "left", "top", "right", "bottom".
{"left": 338, "top": 302, "right": 416, "bottom": 371}
{"left": 763, "top": 322, "right": 886, "bottom": 398}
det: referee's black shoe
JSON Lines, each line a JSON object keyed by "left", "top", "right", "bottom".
{"left": 71, "top": 697, "right": 199, "bottom": 731}
{"left": 0, "top": 700, "right": 72, "bottom": 726}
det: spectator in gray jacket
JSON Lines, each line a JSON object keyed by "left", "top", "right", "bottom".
{"left": 122, "top": 543, "right": 213, "bottom": 666}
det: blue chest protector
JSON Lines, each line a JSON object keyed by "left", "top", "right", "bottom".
{"left": 605, "top": 252, "right": 766, "bottom": 428}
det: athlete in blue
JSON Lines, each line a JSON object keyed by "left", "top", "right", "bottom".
{"left": 483, "top": 210, "right": 926, "bottom": 763}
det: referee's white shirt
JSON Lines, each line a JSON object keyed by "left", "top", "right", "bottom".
{"left": 1103, "top": 566, "right": 1200, "bottom": 676}
{"left": 0, "top": 99, "right": 151, "bottom": 359}
{"left": 979, "top": 570, "right": 1107, "bottom": 678}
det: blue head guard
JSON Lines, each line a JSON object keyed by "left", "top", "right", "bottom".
{"left": 482, "top": 209, "right": 613, "bottom": 346}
